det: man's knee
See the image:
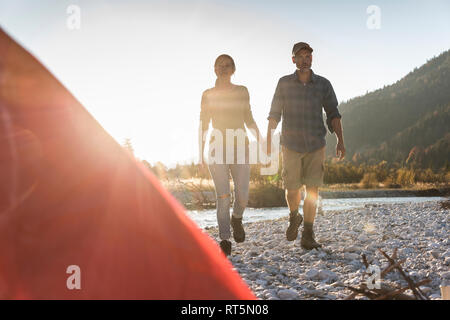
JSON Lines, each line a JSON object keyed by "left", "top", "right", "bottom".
{"left": 305, "top": 186, "right": 319, "bottom": 200}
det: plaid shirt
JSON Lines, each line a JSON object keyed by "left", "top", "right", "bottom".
{"left": 268, "top": 70, "right": 341, "bottom": 153}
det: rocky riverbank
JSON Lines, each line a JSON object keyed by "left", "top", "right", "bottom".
{"left": 205, "top": 199, "right": 449, "bottom": 300}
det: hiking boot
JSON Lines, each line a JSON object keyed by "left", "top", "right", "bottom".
{"left": 301, "top": 223, "right": 322, "bottom": 250}
{"left": 231, "top": 215, "right": 245, "bottom": 243}
{"left": 219, "top": 240, "right": 232, "bottom": 256}
{"left": 286, "top": 212, "right": 303, "bottom": 241}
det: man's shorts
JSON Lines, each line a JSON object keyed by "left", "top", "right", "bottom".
{"left": 281, "top": 145, "right": 326, "bottom": 190}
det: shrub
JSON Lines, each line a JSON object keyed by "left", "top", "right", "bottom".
{"left": 360, "top": 172, "right": 378, "bottom": 188}
{"left": 396, "top": 168, "right": 416, "bottom": 186}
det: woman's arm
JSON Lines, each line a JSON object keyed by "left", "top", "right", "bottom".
{"left": 246, "top": 121, "right": 263, "bottom": 143}
{"left": 199, "top": 91, "right": 211, "bottom": 164}
{"left": 242, "top": 87, "right": 262, "bottom": 142}
{"left": 199, "top": 123, "right": 208, "bottom": 164}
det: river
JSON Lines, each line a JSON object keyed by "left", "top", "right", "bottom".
{"left": 186, "top": 197, "right": 447, "bottom": 228}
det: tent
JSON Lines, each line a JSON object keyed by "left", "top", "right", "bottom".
{"left": 0, "top": 27, "right": 255, "bottom": 300}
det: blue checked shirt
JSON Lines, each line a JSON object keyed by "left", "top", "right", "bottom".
{"left": 268, "top": 70, "right": 341, "bottom": 153}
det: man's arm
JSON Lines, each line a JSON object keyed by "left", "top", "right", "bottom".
{"left": 331, "top": 117, "right": 345, "bottom": 160}
{"left": 322, "top": 80, "right": 345, "bottom": 160}
{"left": 266, "top": 79, "right": 283, "bottom": 156}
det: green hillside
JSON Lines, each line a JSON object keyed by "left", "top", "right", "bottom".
{"left": 326, "top": 49, "right": 450, "bottom": 169}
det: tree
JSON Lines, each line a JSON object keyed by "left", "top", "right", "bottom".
{"left": 122, "top": 138, "right": 134, "bottom": 156}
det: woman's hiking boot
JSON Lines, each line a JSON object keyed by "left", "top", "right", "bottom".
{"left": 231, "top": 216, "right": 245, "bottom": 243}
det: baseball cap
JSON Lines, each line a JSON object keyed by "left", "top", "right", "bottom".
{"left": 292, "top": 42, "right": 313, "bottom": 56}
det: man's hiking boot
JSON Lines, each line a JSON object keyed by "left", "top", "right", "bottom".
{"left": 219, "top": 240, "right": 232, "bottom": 256}
{"left": 286, "top": 212, "right": 303, "bottom": 241}
{"left": 301, "top": 222, "right": 322, "bottom": 250}
{"left": 231, "top": 216, "right": 245, "bottom": 243}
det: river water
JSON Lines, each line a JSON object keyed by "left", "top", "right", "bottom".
{"left": 186, "top": 197, "right": 447, "bottom": 228}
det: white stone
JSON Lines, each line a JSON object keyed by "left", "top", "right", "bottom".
{"left": 305, "top": 269, "right": 319, "bottom": 279}
{"left": 428, "top": 242, "right": 441, "bottom": 249}
{"left": 358, "top": 234, "right": 369, "bottom": 242}
{"left": 317, "top": 270, "right": 338, "bottom": 281}
{"left": 442, "top": 250, "right": 450, "bottom": 258}
{"left": 430, "top": 250, "right": 440, "bottom": 259}
{"left": 256, "top": 279, "right": 268, "bottom": 286}
{"left": 344, "top": 245, "right": 363, "bottom": 253}
{"left": 344, "top": 252, "right": 360, "bottom": 260}
{"left": 277, "top": 289, "right": 300, "bottom": 300}
{"left": 304, "top": 289, "right": 326, "bottom": 297}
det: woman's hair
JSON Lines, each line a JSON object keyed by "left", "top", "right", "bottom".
{"left": 214, "top": 54, "right": 236, "bottom": 73}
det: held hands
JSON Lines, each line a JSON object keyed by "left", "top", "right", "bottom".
{"left": 200, "top": 155, "right": 209, "bottom": 174}
{"left": 264, "top": 137, "right": 271, "bottom": 158}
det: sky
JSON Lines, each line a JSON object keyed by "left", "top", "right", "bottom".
{"left": 1, "top": 0, "right": 449, "bottom": 167}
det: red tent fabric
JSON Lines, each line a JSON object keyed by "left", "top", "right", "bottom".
{"left": 0, "top": 27, "right": 255, "bottom": 300}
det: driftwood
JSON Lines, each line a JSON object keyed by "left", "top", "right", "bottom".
{"left": 440, "top": 200, "right": 450, "bottom": 210}
{"left": 345, "top": 248, "right": 431, "bottom": 300}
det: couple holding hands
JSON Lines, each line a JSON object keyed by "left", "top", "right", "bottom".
{"left": 199, "top": 42, "right": 345, "bottom": 256}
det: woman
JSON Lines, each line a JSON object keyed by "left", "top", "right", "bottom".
{"left": 199, "top": 54, "right": 262, "bottom": 256}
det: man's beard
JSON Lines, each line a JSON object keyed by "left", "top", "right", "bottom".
{"left": 298, "top": 65, "right": 311, "bottom": 73}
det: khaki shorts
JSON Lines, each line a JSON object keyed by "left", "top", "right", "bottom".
{"left": 281, "top": 145, "right": 325, "bottom": 190}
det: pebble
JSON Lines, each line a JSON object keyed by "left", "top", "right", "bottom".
{"left": 430, "top": 250, "right": 440, "bottom": 259}
{"left": 277, "top": 289, "right": 300, "bottom": 300}
{"left": 205, "top": 200, "right": 449, "bottom": 300}
{"left": 317, "top": 270, "right": 338, "bottom": 281}
{"left": 344, "top": 245, "right": 363, "bottom": 253}
{"left": 358, "top": 234, "right": 370, "bottom": 242}
{"left": 305, "top": 269, "right": 319, "bottom": 279}
{"left": 304, "top": 289, "right": 326, "bottom": 297}
{"left": 344, "top": 253, "right": 360, "bottom": 260}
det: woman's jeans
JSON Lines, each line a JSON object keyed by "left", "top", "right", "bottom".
{"left": 208, "top": 163, "right": 250, "bottom": 240}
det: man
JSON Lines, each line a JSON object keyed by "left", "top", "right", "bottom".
{"left": 266, "top": 42, "right": 345, "bottom": 250}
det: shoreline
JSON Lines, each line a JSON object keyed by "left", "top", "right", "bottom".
{"left": 204, "top": 199, "right": 449, "bottom": 300}
{"left": 171, "top": 187, "right": 450, "bottom": 210}
{"left": 317, "top": 187, "right": 450, "bottom": 199}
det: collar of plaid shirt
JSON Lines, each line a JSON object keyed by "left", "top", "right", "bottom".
{"left": 291, "top": 69, "right": 317, "bottom": 84}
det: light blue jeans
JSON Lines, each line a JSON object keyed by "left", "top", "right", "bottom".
{"left": 208, "top": 163, "right": 250, "bottom": 240}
